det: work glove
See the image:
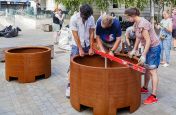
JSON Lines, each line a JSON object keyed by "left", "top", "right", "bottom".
{"left": 129, "top": 49, "right": 136, "bottom": 58}
{"left": 138, "top": 55, "right": 146, "bottom": 65}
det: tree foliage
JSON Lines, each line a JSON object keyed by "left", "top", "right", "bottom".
{"left": 113, "top": 0, "right": 148, "bottom": 10}
{"left": 55, "top": 0, "right": 149, "bottom": 13}
{"left": 55, "top": 0, "right": 93, "bottom": 12}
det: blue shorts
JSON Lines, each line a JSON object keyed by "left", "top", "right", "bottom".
{"left": 70, "top": 45, "right": 90, "bottom": 57}
{"left": 144, "top": 45, "right": 161, "bottom": 70}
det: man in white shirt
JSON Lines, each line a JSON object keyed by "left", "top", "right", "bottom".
{"left": 66, "top": 4, "right": 96, "bottom": 98}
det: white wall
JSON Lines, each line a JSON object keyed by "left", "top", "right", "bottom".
{"left": 39, "top": 0, "right": 46, "bottom": 10}
{"left": 46, "top": 0, "right": 55, "bottom": 11}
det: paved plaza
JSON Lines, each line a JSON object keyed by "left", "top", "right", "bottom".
{"left": 0, "top": 28, "right": 176, "bottom": 115}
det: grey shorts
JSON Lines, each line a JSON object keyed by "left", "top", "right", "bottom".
{"left": 52, "top": 23, "right": 61, "bottom": 32}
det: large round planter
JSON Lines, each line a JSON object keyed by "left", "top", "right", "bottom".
{"left": 70, "top": 54, "right": 142, "bottom": 115}
{"left": 5, "top": 47, "right": 51, "bottom": 83}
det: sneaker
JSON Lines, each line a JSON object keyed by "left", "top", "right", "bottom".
{"left": 174, "top": 47, "right": 176, "bottom": 51}
{"left": 144, "top": 95, "right": 158, "bottom": 105}
{"left": 160, "top": 61, "right": 165, "bottom": 64}
{"left": 141, "top": 87, "right": 149, "bottom": 94}
{"left": 65, "top": 83, "right": 70, "bottom": 99}
{"left": 161, "top": 63, "right": 169, "bottom": 67}
{"left": 16, "top": 27, "right": 21, "bottom": 31}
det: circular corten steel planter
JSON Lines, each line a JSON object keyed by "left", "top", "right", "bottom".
{"left": 5, "top": 47, "right": 51, "bottom": 83}
{"left": 70, "top": 54, "right": 142, "bottom": 115}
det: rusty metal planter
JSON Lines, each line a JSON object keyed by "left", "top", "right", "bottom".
{"left": 5, "top": 47, "right": 51, "bottom": 83}
{"left": 70, "top": 54, "right": 142, "bottom": 115}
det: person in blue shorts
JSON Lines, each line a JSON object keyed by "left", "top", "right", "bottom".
{"left": 65, "top": 4, "right": 96, "bottom": 98}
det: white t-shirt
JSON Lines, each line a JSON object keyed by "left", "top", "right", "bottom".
{"left": 69, "top": 13, "right": 96, "bottom": 47}
{"left": 160, "top": 18, "right": 172, "bottom": 29}
{"left": 125, "top": 26, "right": 135, "bottom": 39}
{"left": 160, "top": 18, "right": 172, "bottom": 36}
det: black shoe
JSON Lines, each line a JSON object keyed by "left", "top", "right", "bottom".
{"left": 0, "top": 25, "right": 12, "bottom": 33}
{"left": 16, "top": 27, "right": 21, "bottom": 31}
{"left": 4, "top": 28, "right": 18, "bottom": 38}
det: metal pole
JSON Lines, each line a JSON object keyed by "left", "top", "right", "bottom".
{"left": 105, "top": 57, "right": 107, "bottom": 68}
{"left": 151, "top": 0, "right": 155, "bottom": 28}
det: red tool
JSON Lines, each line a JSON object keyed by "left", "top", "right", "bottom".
{"left": 94, "top": 49, "right": 146, "bottom": 73}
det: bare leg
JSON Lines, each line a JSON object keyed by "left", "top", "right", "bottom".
{"left": 66, "top": 71, "right": 71, "bottom": 98}
{"left": 53, "top": 32, "right": 58, "bottom": 44}
{"left": 143, "top": 69, "right": 151, "bottom": 89}
{"left": 68, "top": 71, "right": 70, "bottom": 82}
{"left": 174, "top": 38, "right": 176, "bottom": 48}
{"left": 54, "top": 31, "right": 61, "bottom": 44}
{"left": 149, "top": 69, "right": 159, "bottom": 95}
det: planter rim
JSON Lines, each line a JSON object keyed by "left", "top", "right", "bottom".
{"left": 71, "top": 54, "right": 139, "bottom": 70}
{"left": 5, "top": 46, "right": 51, "bottom": 55}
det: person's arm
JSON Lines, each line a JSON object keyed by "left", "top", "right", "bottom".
{"left": 55, "top": 13, "right": 63, "bottom": 20}
{"left": 128, "top": 37, "right": 140, "bottom": 58}
{"left": 89, "top": 28, "right": 95, "bottom": 55}
{"left": 155, "top": 20, "right": 163, "bottom": 29}
{"left": 155, "top": 24, "right": 161, "bottom": 29}
{"left": 133, "top": 37, "right": 140, "bottom": 51}
{"left": 110, "top": 19, "right": 122, "bottom": 55}
{"left": 141, "top": 29, "right": 151, "bottom": 56}
{"left": 72, "top": 31, "right": 82, "bottom": 49}
{"left": 96, "top": 35, "right": 106, "bottom": 53}
{"left": 95, "top": 19, "right": 106, "bottom": 53}
{"left": 88, "top": 16, "right": 96, "bottom": 55}
{"left": 89, "top": 28, "right": 94, "bottom": 49}
{"left": 136, "top": 29, "right": 151, "bottom": 65}
{"left": 126, "top": 32, "right": 131, "bottom": 46}
{"left": 72, "top": 30, "right": 84, "bottom": 56}
{"left": 111, "top": 37, "right": 121, "bottom": 52}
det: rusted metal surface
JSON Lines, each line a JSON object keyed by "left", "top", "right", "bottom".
{"left": 5, "top": 47, "right": 51, "bottom": 83}
{"left": 70, "top": 54, "right": 142, "bottom": 115}
{"left": 0, "top": 44, "right": 54, "bottom": 62}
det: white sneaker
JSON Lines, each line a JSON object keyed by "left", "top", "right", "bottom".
{"left": 161, "top": 63, "right": 169, "bottom": 67}
{"left": 66, "top": 86, "right": 70, "bottom": 98}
